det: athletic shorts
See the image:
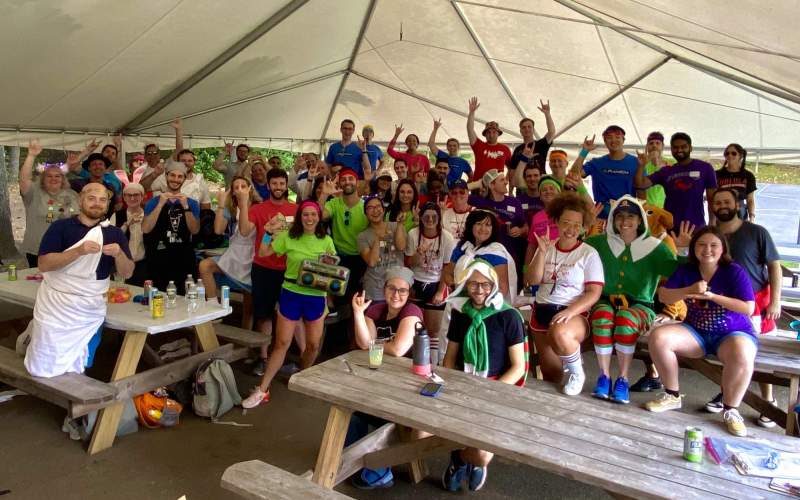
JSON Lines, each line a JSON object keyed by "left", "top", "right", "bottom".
{"left": 680, "top": 323, "right": 758, "bottom": 357}
{"left": 212, "top": 258, "right": 252, "bottom": 293}
{"left": 251, "top": 264, "right": 285, "bottom": 321}
{"left": 753, "top": 286, "right": 776, "bottom": 334}
{"left": 278, "top": 288, "right": 327, "bottom": 322}
{"left": 530, "top": 302, "right": 587, "bottom": 332}
{"left": 411, "top": 280, "right": 445, "bottom": 310}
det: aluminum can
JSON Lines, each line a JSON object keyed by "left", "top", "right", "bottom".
{"left": 683, "top": 426, "right": 703, "bottom": 463}
{"left": 8, "top": 264, "right": 17, "bottom": 281}
{"left": 142, "top": 280, "right": 153, "bottom": 306}
{"left": 221, "top": 286, "right": 230, "bottom": 309}
{"left": 151, "top": 292, "right": 165, "bottom": 319}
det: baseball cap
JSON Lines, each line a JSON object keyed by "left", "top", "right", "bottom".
{"left": 450, "top": 179, "right": 468, "bottom": 191}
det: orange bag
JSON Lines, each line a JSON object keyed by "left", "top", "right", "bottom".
{"left": 134, "top": 391, "right": 183, "bottom": 428}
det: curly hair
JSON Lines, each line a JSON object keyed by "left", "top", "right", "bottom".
{"left": 544, "top": 191, "right": 595, "bottom": 228}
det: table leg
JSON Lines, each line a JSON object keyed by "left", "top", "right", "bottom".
{"left": 312, "top": 406, "right": 352, "bottom": 488}
{"left": 195, "top": 321, "right": 220, "bottom": 352}
{"left": 87, "top": 330, "right": 147, "bottom": 455}
{"left": 786, "top": 375, "right": 799, "bottom": 436}
{"left": 397, "top": 426, "right": 428, "bottom": 483}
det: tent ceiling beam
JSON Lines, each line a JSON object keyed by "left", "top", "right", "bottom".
{"left": 556, "top": 56, "right": 671, "bottom": 139}
{"left": 132, "top": 69, "right": 346, "bottom": 133}
{"left": 320, "top": 0, "right": 378, "bottom": 141}
{"left": 450, "top": 0, "right": 528, "bottom": 122}
{"left": 120, "top": 0, "right": 310, "bottom": 133}
{"left": 553, "top": 0, "right": 800, "bottom": 107}
{"left": 349, "top": 70, "right": 523, "bottom": 140}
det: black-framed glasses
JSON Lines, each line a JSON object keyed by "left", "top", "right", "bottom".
{"left": 385, "top": 284, "right": 410, "bottom": 296}
{"left": 466, "top": 281, "right": 492, "bottom": 292}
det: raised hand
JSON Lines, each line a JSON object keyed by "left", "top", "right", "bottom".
{"left": 170, "top": 118, "right": 183, "bottom": 130}
{"left": 533, "top": 230, "right": 555, "bottom": 253}
{"left": 113, "top": 134, "right": 123, "bottom": 149}
{"left": 414, "top": 170, "right": 426, "bottom": 184}
{"left": 351, "top": 291, "right": 372, "bottom": 315}
{"left": 537, "top": 99, "right": 551, "bottom": 114}
{"left": 86, "top": 137, "right": 101, "bottom": 151}
{"left": 522, "top": 143, "right": 536, "bottom": 158}
{"left": 102, "top": 243, "right": 122, "bottom": 257}
{"left": 468, "top": 96, "right": 480, "bottom": 113}
{"left": 433, "top": 118, "right": 442, "bottom": 129}
{"left": 582, "top": 134, "right": 597, "bottom": 152}
{"left": 411, "top": 206, "right": 420, "bottom": 224}
{"left": 216, "top": 189, "right": 227, "bottom": 208}
{"left": 27, "top": 139, "right": 43, "bottom": 157}
{"left": 670, "top": 220, "right": 695, "bottom": 248}
{"left": 265, "top": 214, "right": 286, "bottom": 234}
{"left": 66, "top": 151, "right": 80, "bottom": 167}
{"left": 321, "top": 177, "right": 341, "bottom": 197}
{"left": 80, "top": 241, "right": 102, "bottom": 255}
{"left": 224, "top": 141, "right": 234, "bottom": 155}
{"left": 591, "top": 202, "right": 604, "bottom": 219}
{"left": 393, "top": 124, "right": 404, "bottom": 138}
{"left": 357, "top": 135, "right": 366, "bottom": 151}
{"left": 636, "top": 150, "right": 648, "bottom": 168}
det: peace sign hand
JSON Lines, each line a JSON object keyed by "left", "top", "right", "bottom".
{"left": 537, "top": 99, "right": 551, "bottom": 114}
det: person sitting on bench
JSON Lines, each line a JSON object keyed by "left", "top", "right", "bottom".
{"left": 644, "top": 226, "right": 756, "bottom": 437}
{"left": 25, "top": 183, "right": 134, "bottom": 377}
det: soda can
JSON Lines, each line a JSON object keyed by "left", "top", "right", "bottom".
{"left": 683, "top": 426, "right": 703, "bottom": 463}
{"left": 221, "top": 286, "right": 230, "bottom": 309}
{"left": 142, "top": 280, "right": 153, "bottom": 306}
{"left": 151, "top": 292, "right": 165, "bottom": 319}
{"left": 8, "top": 264, "right": 17, "bottom": 281}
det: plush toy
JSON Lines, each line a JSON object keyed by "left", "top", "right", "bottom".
{"left": 642, "top": 202, "right": 686, "bottom": 320}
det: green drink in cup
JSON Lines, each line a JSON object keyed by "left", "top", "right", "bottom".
{"left": 369, "top": 339, "right": 384, "bottom": 369}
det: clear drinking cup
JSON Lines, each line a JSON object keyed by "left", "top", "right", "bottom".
{"left": 368, "top": 339, "right": 384, "bottom": 370}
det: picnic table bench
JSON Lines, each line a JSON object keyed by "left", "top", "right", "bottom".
{"left": 221, "top": 460, "right": 353, "bottom": 500}
{"left": 289, "top": 350, "right": 798, "bottom": 499}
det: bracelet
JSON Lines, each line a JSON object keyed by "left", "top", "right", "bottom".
{"left": 261, "top": 233, "right": 273, "bottom": 245}
{"left": 579, "top": 148, "right": 589, "bottom": 158}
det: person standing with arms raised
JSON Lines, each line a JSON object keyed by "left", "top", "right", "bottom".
{"left": 467, "top": 97, "right": 511, "bottom": 182}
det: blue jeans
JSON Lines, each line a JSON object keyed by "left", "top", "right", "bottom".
{"left": 680, "top": 323, "right": 758, "bottom": 357}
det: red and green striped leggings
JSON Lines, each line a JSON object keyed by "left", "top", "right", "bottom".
{"left": 590, "top": 300, "right": 655, "bottom": 355}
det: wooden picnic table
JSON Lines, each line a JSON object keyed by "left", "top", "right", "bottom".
{"left": 0, "top": 267, "right": 232, "bottom": 454}
{"left": 289, "top": 350, "right": 799, "bottom": 499}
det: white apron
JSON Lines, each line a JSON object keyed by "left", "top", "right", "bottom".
{"left": 24, "top": 223, "right": 109, "bottom": 377}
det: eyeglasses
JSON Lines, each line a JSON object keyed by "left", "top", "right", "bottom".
{"left": 723, "top": 151, "right": 738, "bottom": 157}
{"left": 385, "top": 285, "right": 410, "bottom": 296}
{"left": 558, "top": 219, "right": 583, "bottom": 230}
{"left": 466, "top": 281, "right": 492, "bottom": 292}
{"left": 344, "top": 210, "right": 351, "bottom": 226}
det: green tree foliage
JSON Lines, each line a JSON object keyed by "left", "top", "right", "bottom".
{"left": 192, "top": 147, "right": 301, "bottom": 188}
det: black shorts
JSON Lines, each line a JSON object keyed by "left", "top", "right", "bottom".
{"left": 531, "top": 302, "right": 568, "bottom": 332}
{"left": 411, "top": 280, "right": 445, "bottom": 310}
{"left": 251, "top": 264, "right": 285, "bottom": 321}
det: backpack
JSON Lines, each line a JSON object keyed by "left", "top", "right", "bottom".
{"left": 193, "top": 358, "right": 241, "bottom": 420}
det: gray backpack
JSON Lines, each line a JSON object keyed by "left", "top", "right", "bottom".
{"left": 193, "top": 358, "right": 241, "bottom": 420}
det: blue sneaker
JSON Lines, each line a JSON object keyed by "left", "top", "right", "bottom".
{"left": 467, "top": 465, "right": 487, "bottom": 491}
{"left": 352, "top": 468, "right": 394, "bottom": 489}
{"left": 592, "top": 374, "right": 611, "bottom": 400}
{"left": 442, "top": 454, "right": 468, "bottom": 491}
{"left": 611, "top": 377, "right": 630, "bottom": 404}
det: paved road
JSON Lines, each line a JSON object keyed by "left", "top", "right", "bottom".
{"left": 756, "top": 183, "right": 800, "bottom": 259}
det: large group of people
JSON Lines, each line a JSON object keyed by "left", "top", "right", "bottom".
{"left": 19, "top": 98, "right": 785, "bottom": 492}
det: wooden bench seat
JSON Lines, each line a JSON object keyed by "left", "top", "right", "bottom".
{"left": 0, "top": 346, "right": 116, "bottom": 418}
{"left": 222, "top": 460, "right": 352, "bottom": 500}
{"left": 215, "top": 323, "right": 269, "bottom": 348}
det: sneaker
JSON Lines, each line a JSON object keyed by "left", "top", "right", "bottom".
{"left": 756, "top": 400, "right": 778, "bottom": 428}
{"left": 442, "top": 454, "right": 469, "bottom": 492}
{"left": 592, "top": 374, "right": 611, "bottom": 400}
{"left": 279, "top": 362, "right": 300, "bottom": 376}
{"left": 250, "top": 358, "right": 266, "bottom": 376}
{"left": 351, "top": 468, "right": 394, "bottom": 489}
{"left": 705, "top": 393, "right": 724, "bottom": 413}
{"left": 467, "top": 465, "right": 487, "bottom": 491}
{"left": 562, "top": 369, "right": 586, "bottom": 396}
{"left": 611, "top": 377, "right": 630, "bottom": 404}
{"left": 723, "top": 408, "right": 747, "bottom": 437}
{"left": 644, "top": 392, "right": 682, "bottom": 413}
{"left": 630, "top": 375, "right": 663, "bottom": 392}
{"left": 241, "top": 387, "right": 270, "bottom": 409}
{"left": 61, "top": 416, "right": 82, "bottom": 441}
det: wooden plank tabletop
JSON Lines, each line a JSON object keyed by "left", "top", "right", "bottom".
{"left": 0, "top": 268, "right": 231, "bottom": 334}
{"left": 289, "top": 351, "right": 798, "bottom": 500}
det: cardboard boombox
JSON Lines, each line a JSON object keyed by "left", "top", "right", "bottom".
{"left": 296, "top": 255, "right": 350, "bottom": 296}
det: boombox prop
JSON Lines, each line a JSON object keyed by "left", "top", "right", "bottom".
{"left": 296, "top": 255, "right": 350, "bottom": 296}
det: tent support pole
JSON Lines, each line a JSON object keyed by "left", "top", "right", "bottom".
{"left": 450, "top": 0, "right": 528, "bottom": 121}
{"left": 121, "top": 0, "right": 310, "bottom": 133}
{"left": 552, "top": 0, "right": 800, "bottom": 106}
{"left": 555, "top": 56, "right": 671, "bottom": 139}
{"left": 319, "top": 0, "right": 379, "bottom": 142}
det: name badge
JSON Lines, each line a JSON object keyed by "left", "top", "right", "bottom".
{"left": 507, "top": 205, "right": 516, "bottom": 212}
{"left": 689, "top": 171, "right": 700, "bottom": 178}
{"left": 521, "top": 203, "right": 529, "bottom": 210}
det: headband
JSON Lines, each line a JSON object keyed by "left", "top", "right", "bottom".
{"left": 538, "top": 177, "right": 562, "bottom": 192}
{"left": 299, "top": 200, "right": 321, "bottom": 215}
{"left": 549, "top": 151, "right": 567, "bottom": 162}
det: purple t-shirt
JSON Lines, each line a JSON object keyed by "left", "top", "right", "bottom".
{"left": 664, "top": 262, "right": 755, "bottom": 335}
{"left": 468, "top": 195, "right": 527, "bottom": 260}
{"left": 648, "top": 159, "right": 717, "bottom": 228}
{"left": 516, "top": 191, "right": 544, "bottom": 225}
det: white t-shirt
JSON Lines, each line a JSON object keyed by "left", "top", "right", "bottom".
{"left": 534, "top": 241, "right": 604, "bottom": 306}
{"left": 151, "top": 171, "right": 211, "bottom": 205}
{"left": 405, "top": 228, "right": 456, "bottom": 283}
{"left": 441, "top": 207, "right": 472, "bottom": 241}
{"left": 217, "top": 209, "right": 256, "bottom": 285}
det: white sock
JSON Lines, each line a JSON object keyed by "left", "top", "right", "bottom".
{"left": 559, "top": 348, "right": 583, "bottom": 375}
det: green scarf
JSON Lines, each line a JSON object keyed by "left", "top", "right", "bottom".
{"left": 461, "top": 299, "right": 514, "bottom": 378}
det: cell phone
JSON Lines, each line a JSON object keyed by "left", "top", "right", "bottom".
{"left": 420, "top": 382, "right": 443, "bottom": 397}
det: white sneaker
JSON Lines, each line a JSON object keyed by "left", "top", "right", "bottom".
{"left": 562, "top": 369, "right": 586, "bottom": 396}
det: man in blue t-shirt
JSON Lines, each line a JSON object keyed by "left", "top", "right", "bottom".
{"left": 636, "top": 132, "right": 717, "bottom": 229}
{"left": 325, "top": 119, "right": 364, "bottom": 178}
{"left": 570, "top": 125, "right": 638, "bottom": 219}
{"left": 428, "top": 118, "right": 472, "bottom": 187}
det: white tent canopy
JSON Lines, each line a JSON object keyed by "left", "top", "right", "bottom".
{"left": 2, "top": 0, "right": 800, "bottom": 162}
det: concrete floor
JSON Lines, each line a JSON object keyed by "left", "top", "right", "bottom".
{"left": 0, "top": 298, "right": 792, "bottom": 500}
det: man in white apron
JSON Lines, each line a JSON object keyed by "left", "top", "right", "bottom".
{"left": 25, "top": 183, "right": 135, "bottom": 377}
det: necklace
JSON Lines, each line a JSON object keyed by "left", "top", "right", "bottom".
{"left": 547, "top": 241, "right": 579, "bottom": 296}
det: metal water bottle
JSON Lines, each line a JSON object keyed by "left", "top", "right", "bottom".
{"left": 412, "top": 322, "right": 431, "bottom": 376}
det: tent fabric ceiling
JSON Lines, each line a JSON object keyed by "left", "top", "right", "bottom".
{"left": 1, "top": 0, "right": 799, "bottom": 162}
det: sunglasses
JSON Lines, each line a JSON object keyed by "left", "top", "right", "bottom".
{"left": 344, "top": 210, "right": 351, "bottom": 226}
{"left": 723, "top": 151, "right": 739, "bottom": 157}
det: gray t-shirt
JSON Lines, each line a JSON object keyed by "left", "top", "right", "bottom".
{"left": 21, "top": 187, "right": 80, "bottom": 255}
{"left": 726, "top": 220, "right": 779, "bottom": 292}
{"left": 357, "top": 222, "right": 405, "bottom": 300}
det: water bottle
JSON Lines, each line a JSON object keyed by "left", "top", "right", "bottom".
{"left": 184, "top": 274, "right": 194, "bottom": 302}
{"left": 166, "top": 281, "right": 177, "bottom": 309}
{"left": 412, "top": 322, "right": 431, "bottom": 376}
{"left": 186, "top": 284, "right": 199, "bottom": 313}
{"left": 196, "top": 279, "right": 206, "bottom": 304}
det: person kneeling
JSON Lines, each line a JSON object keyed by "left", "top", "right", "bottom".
{"left": 645, "top": 226, "right": 756, "bottom": 437}
{"left": 441, "top": 260, "right": 527, "bottom": 492}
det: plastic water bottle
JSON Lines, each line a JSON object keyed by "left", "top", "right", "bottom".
{"left": 196, "top": 279, "right": 206, "bottom": 304}
{"left": 412, "top": 322, "right": 431, "bottom": 376}
{"left": 186, "top": 284, "right": 199, "bottom": 313}
{"left": 166, "top": 281, "right": 177, "bottom": 309}
{"left": 184, "top": 274, "right": 194, "bottom": 302}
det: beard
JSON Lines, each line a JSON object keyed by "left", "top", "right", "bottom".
{"left": 673, "top": 152, "right": 689, "bottom": 162}
{"left": 714, "top": 208, "right": 737, "bottom": 222}
{"left": 342, "top": 184, "right": 356, "bottom": 195}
